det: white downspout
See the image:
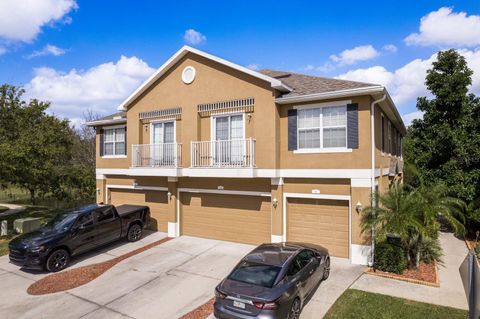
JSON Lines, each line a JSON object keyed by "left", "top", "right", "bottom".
{"left": 370, "top": 92, "right": 386, "bottom": 266}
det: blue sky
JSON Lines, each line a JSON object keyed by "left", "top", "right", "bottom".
{"left": 0, "top": 0, "right": 479, "bottom": 125}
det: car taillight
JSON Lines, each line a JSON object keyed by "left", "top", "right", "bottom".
{"left": 215, "top": 288, "right": 226, "bottom": 299}
{"left": 253, "top": 301, "right": 278, "bottom": 310}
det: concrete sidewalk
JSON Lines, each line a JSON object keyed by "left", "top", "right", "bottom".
{"left": 352, "top": 232, "right": 468, "bottom": 310}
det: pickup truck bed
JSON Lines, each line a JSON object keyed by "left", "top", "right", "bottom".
{"left": 116, "top": 204, "right": 149, "bottom": 217}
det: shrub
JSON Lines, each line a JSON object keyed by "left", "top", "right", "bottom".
{"left": 475, "top": 244, "right": 480, "bottom": 257}
{"left": 374, "top": 241, "right": 407, "bottom": 274}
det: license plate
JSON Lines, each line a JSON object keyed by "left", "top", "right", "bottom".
{"left": 233, "top": 301, "right": 245, "bottom": 309}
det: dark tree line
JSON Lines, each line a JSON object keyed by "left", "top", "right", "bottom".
{"left": 0, "top": 84, "right": 96, "bottom": 205}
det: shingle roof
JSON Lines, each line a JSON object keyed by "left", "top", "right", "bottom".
{"left": 97, "top": 111, "right": 126, "bottom": 121}
{"left": 259, "top": 69, "right": 379, "bottom": 98}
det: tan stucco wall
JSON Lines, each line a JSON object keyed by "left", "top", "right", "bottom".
{"left": 178, "top": 177, "right": 270, "bottom": 192}
{"left": 351, "top": 186, "right": 371, "bottom": 245}
{"left": 124, "top": 52, "right": 278, "bottom": 169}
{"left": 283, "top": 178, "right": 350, "bottom": 195}
{"left": 96, "top": 179, "right": 106, "bottom": 204}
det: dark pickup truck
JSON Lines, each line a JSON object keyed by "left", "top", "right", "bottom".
{"left": 9, "top": 203, "right": 150, "bottom": 272}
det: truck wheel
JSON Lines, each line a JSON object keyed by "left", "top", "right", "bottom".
{"left": 46, "top": 249, "right": 70, "bottom": 272}
{"left": 127, "top": 224, "right": 142, "bottom": 242}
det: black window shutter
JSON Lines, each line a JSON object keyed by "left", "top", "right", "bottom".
{"left": 287, "top": 109, "right": 298, "bottom": 151}
{"left": 124, "top": 126, "right": 127, "bottom": 155}
{"left": 99, "top": 128, "right": 104, "bottom": 156}
{"left": 347, "top": 103, "right": 359, "bottom": 149}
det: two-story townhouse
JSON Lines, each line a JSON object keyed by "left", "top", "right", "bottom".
{"left": 87, "top": 46, "right": 405, "bottom": 265}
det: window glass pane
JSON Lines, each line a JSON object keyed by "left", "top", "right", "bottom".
{"left": 323, "top": 106, "right": 346, "bottom": 127}
{"left": 104, "top": 129, "right": 114, "bottom": 142}
{"left": 152, "top": 123, "right": 163, "bottom": 144}
{"left": 164, "top": 122, "right": 174, "bottom": 143}
{"left": 230, "top": 115, "right": 243, "bottom": 139}
{"left": 104, "top": 142, "right": 114, "bottom": 155}
{"left": 298, "top": 108, "right": 320, "bottom": 129}
{"left": 299, "top": 129, "right": 320, "bottom": 149}
{"left": 115, "top": 142, "right": 125, "bottom": 155}
{"left": 215, "top": 117, "right": 229, "bottom": 140}
{"left": 323, "top": 127, "right": 346, "bottom": 148}
{"left": 115, "top": 128, "right": 125, "bottom": 142}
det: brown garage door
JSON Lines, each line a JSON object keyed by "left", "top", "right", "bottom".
{"left": 181, "top": 193, "right": 271, "bottom": 245}
{"left": 110, "top": 189, "right": 168, "bottom": 232}
{"left": 287, "top": 198, "right": 349, "bottom": 258}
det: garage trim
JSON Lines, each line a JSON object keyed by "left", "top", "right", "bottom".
{"left": 105, "top": 184, "right": 168, "bottom": 204}
{"left": 282, "top": 192, "right": 352, "bottom": 260}
{"left": 174, "top": 188, "right": 272, "bottom": 238}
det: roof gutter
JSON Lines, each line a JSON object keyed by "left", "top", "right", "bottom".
{"left": 369, "top": 92, "right": 386, "bottom": 267}
{"left": 85, "top": 118, "right": 127, "bottom": 127}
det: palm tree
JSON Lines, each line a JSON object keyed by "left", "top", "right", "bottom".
{"left": 362, "top": 182, "right": 466, "bottom": 269}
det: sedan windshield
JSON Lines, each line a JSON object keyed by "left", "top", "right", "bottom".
{"left": 45, "top": 212, "right": 77, "bottom": 231}
{"left": 228, "top": 261, "right": 282, "bottom": 288}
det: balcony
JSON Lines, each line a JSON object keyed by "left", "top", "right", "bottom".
{"left": 191, "top": 138, "right": 256, "bottom": 168}
{"left": 132, "top": 143, "right": 182, "bottom": 168}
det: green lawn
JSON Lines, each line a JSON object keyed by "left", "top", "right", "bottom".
{"left": 324, "top": 289, "right": 468, "bottom": 319}
{"left": 0, "top": 206, "right": 59, "bottom": 256}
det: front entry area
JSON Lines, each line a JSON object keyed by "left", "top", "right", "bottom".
{"left": 180, "top": 192, "right": 271, "bottom": 245}
{"left": 286, "top": 197, "right": 349, "bottom": 258}
{"left": 109, "top": 188, "right": 169, "bottom": 232}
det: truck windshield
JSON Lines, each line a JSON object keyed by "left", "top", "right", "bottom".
{"left": 45, "top": 213, "right": 77, "bottom": 231}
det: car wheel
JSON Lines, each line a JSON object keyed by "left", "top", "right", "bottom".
{"left": 288, "top": 298, "right": 301, "bottom": 319}
{"left": 127, "top": 224, "right": 142, "bottom": 242}
{"left": 46, "top": 249, "right": 70, "bottom": 272}
{"left": 323, "top": 257, "right": 330, "bottom": 280}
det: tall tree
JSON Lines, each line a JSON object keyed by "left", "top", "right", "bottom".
{"left": 406, "top": 49, "right": 480, "bottom": 230}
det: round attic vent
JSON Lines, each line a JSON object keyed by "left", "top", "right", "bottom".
{"left": 182, "top": 66, "right": 196, "bottom": 84}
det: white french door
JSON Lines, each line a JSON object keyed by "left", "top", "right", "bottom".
{"left": 213, "top": 114, "right": 244, "bottom": 165}
{"left": 151, "top": 121, "right": 175, "bottom": 166}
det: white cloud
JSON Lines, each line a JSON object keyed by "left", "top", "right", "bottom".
{"left": 330, "top": 45, "right": 380, "bottom": 66}
{"left": 382, "top": 44, "right": 398, "bottom": 53}
{"left": 336, "top": 49, "right": 480, "bottom": 113}
{"left": 246, "top": 64, "right": 260, "bottom": 71}
{"left": 25, "top": 56, "right": 156, "bottom": 120}
{"left": 402, "top": 111, "right": 424, "bottom": 126}
{"left": 0, "top": 0, "right": 77, "bottom": 43}
{"left": 405, "top": 7, "right": 480, "bottom": 47}
{"left": 27, "top": 44, "right": 66, "bottom": 58}
{"left": 183, "top": 29, "right": 206, "bottom": 45}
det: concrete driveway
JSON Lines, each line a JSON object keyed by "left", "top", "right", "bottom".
{"left": 0, "top": 231, "right": 363, "bottom": 319}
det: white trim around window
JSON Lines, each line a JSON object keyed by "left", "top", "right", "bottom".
{"left": 296, "top": 104, "right": 348, "bottom": 153}
{"left": 210, "top": 112, "right": 245, "bottom": 141}
{"left": 149, "top": 119, "right": 177, "bottom": 144}
{"left": 102, "top": 125, "right": 126, "bottom": 158}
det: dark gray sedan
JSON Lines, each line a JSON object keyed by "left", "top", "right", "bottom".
{"left": 214, "top": 243, "right": 330, "bottom": 319}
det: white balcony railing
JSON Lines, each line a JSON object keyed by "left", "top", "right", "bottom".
{"left": 132, "top": 143, "right": 182, "bottom": 168}
{"left": 191, "top": 138, "right": 256, "bottom": 168}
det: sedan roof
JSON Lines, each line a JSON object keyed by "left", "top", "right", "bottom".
{"left": 243, "top": 243, "right": 308, "bottom": 267}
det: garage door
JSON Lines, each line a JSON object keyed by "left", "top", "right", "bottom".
{"left": 110, "top": 189, "right": 169, "bottom": 232}
{"left": 181, "top": 193, "right": 271, "bottom": 245}
{"left": 287, "top": 198, "right": 349, "bottom": 258}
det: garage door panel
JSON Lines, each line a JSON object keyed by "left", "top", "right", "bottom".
{"left": 181, "top": 193, "right": 270, "bottom": 245}
{"left": 287, "top": 198, "right": 349, "bottom": 258}
{"left": 110, "top": 189, "right": 168, "bottom": 232}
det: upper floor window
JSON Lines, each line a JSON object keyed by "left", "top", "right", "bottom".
{"left": 381, "top": 114, "right": 385, "bottom": 153}
{"left": 104, "top": 127, "right": 126, "bottom": 156}
{"left": 297, "top": 106, "right": 347, "bottom": 150}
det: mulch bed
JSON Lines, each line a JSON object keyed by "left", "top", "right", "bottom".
{"left": 366, "top": 262, "right": 439, "bottom": 287}
{"left": 27, "top": 237, "right": 172, "bottom": 295}
{"left": 179, "top": 298, "right": 215, "bottom": 319}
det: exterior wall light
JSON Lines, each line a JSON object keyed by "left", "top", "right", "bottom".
{"left": 167, "top": 191, "right": 172, "bottom": 201}
{"left": 272, "top": 197, "right": 278, "bottom": 208}
{"left": 133, "top": 180, "right": 138, "bottom": 188}
{"left": 355, "top": 201, "right": 363, "bottom": 214}
{"left": 96, "top": 188, "right": 100, "bottom": 194}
